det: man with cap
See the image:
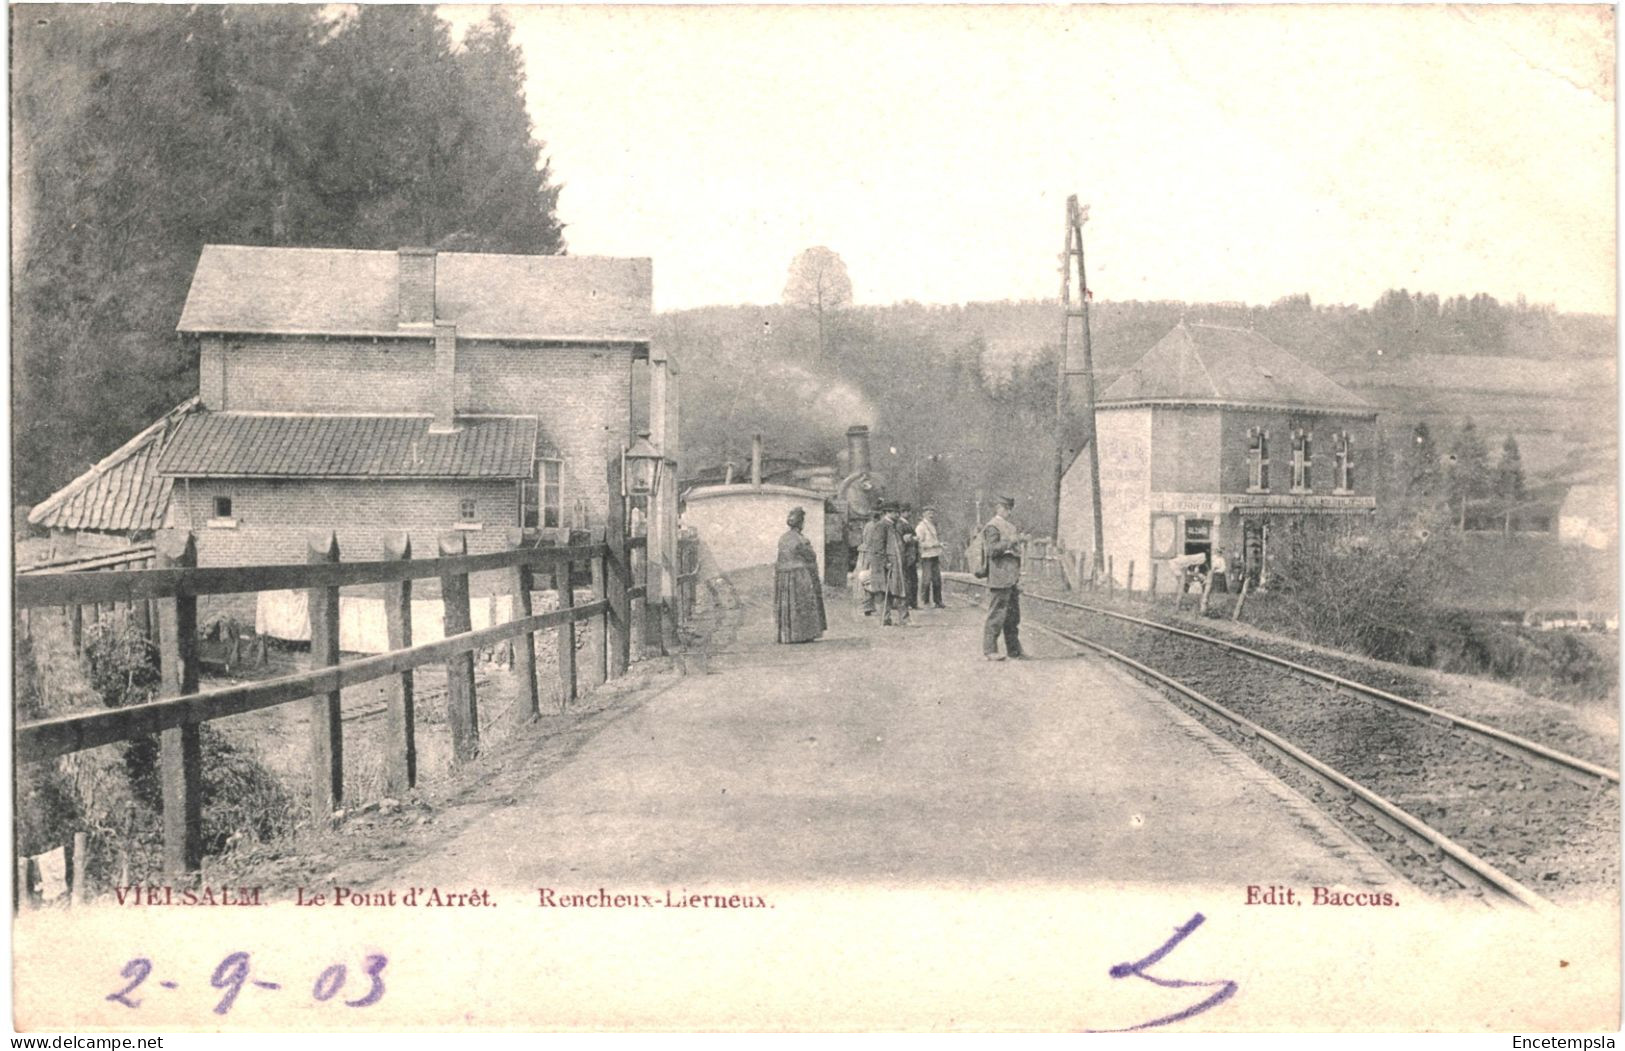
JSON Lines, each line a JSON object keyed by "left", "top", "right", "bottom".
{"left": 898, "top": 505, "right": 920, "bottom": 610}
{"left": 981, "top": 495, "right": 1024, "bottom": 660}
{"left": 916, "top": 506, "right": 945, "bottom": 608}
{"left": 876, "top": 503, "right": 911, "bottom": 625}
{"left": 857, "top": 508, "right": 886, "bottom": 616}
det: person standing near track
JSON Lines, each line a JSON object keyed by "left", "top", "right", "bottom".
{"left": 899, "top": 505, "right": 920, "bottom": 610}
{"left": 981, "top": 495, "right": 1024, "bottom": 660}
{"left": 916, "top": 506, "right": 945, "bottom": 608}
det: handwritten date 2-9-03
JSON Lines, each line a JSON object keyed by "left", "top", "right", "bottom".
{"left": 106, "top": 952, "right": 388, "bottom": 1015}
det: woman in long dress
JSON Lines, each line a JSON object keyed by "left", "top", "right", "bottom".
{"left": 775, "top": 507, "right": 827, "bottom": 643}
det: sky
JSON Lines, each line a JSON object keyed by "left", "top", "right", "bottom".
{"left": 445, "top": 5, "right": 1615, "bottom": 315}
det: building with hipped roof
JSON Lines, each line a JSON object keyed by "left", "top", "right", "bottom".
{"left": 1059, "top": 321, "right": 1378, "bottom": 591}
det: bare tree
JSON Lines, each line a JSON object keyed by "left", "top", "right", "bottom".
{"left": 782, "top": 246, "right": 853, "bottom": 358}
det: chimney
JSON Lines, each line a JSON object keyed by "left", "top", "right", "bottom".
{"left": 398, "top": 246, "right": 436, "bottom": 326}
{"left": 846, "top": 425, "right": 871, "bottom": 475}
{"left": 430, "top": 321, "right": 458, "bottom": 432}
{"left": 750, "top": 434, "right": 763, "bottom": 488}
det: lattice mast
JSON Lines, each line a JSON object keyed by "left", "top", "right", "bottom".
{"left": 1054, "top": 194, "right": 1106, "bottom": 579}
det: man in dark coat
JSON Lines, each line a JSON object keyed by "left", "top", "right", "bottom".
{"left": 874, "top": 503, "right": 910, "bottom": 626}
{"left": 857, "top": 509, "right": 886, "bottom": 616}
{"left": 899, "top": 506, "right": 920, "bottom": 609}
{"left": 982, "top": 495, "right": 1024, "bottom": 660}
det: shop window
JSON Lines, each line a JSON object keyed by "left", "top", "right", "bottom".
{"left": 1291, "top": 429, "right": 1313, "bottom": 492}
{"left": 1247, "top": 429, "right": 1270, "bottom": 491}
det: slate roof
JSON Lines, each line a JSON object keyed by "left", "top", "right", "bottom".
{"left": 1100, "top": 322, "right": 1372, "bottom": 415}
{"left": 28, "top": 399, "right": 200, "bottom": 533}
{"left": 177, "top": 245, "right": 652, "bottom": 342}
{"left": 157, "top": 413, "right": 538, "bottom": 479}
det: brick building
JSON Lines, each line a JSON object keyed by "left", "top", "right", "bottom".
{"left": 1059, "top": 322, "right": 1378, "bottom": 590}
{"left": 32, "top": 244, "right": 670, "bottom": 644}
{"left": 165, "top": 244, "right": 652, "bottom": 566}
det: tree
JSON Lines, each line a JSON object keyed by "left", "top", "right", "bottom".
{"left": 1404, "top": 422, "right": 1442, "bottom": 508}
{"left": 12, "top": 6, "right": 568, "bottom": 505}
{"left": 1494, "top": 435, "right": 1526, "bottom": 533}
{"left": 1445, "top": 418, "right": 1492, "bottom": 529}
{"left": 782, "top": 247, "right": 853, "bottom": 358}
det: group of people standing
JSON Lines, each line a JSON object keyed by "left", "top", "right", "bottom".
{"left": 772, "top": 498, "right": 1023, "bottom": 662}
{"left": 857, "top": 504, "right": 945, "bottom": 626}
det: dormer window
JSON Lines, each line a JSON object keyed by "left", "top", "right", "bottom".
{"left": 1247, "top": 429, "right": 1270, "bottom": 492}
{"left": 1334, "top": 432, "right": 1355, "bottom": 493}
{"left": 1291, "top": 429, "right": 1313, "bottom": 492}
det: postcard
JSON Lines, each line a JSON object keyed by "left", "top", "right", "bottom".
{"left": 10, "top": 3, "right": 1618, "bottom": 1032}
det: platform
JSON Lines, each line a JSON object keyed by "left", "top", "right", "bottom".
{"left": 386, "top": 581, "right": 1396, "bottom": 890}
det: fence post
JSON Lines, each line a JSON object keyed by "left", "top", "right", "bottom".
{"left": 306, "top": 531, "right": 344, "bottom": 818}
{"left": 507, "top": 529, "right": 540, "bottom": 720}
{"left": 1127, "top": 561, "right": 1135, "bottom": 595}
{"left": 69, "top": 603, "right": 83, "bottom": 651}
{"left": 438, "top": 531, "right": 480, "bottom": 763}
{"left": 554, "top": 555, "right": 577, "bottom": 708}
{"left": 586, "top": 552, "right": 608, "bottom": 690}
{"left": 1231, "top": 575, "right": 1250, "bottom": 622}
{"left": 605, "top": 458, "right": 630, "bottom": 678}
{"left": 1107, "top": 555, "right": 1115, "bottom": 596}
{"left": 155, "top": 529, "right": 202, "bottom": 877}
{"left": 628, "top": 544, "right": 646, "bottom": 661}
{"left": 1150, "top": 560, "right": 1160, "bottom": 597}
{"left": 382, "top": 533, "right": 416, "bottom": 794}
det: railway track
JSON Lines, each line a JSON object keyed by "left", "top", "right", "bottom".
{"left": 948, "top": 575, "right": 1620, "bottom": 908}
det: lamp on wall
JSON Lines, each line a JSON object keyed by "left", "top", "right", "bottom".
{"left": 623, "top": 431, "right": 663, "bottom": 498}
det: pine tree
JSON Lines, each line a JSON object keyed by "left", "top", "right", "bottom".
{"left": 1446, "top": 418, "right": 1492, "bottom": 529}
{"left": 1406, "top": 421, "right": 1440, "bottom": 501}
{"left": 1494, "top": 435, "right": 1526, "bottom": 533}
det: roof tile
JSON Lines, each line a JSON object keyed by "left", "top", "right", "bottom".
{"left": 177, "top": 245, "right": 652, "bottom": 342}
{"left": 1101, "top": 323, "right": 1372, "bottom": 414}
{"left": 157, "top": 414, "right": 539, "bottom": 480}
{"left": 27, "top": 400, "right": 198, "bottom": 532}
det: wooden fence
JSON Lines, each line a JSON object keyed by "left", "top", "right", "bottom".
{"left": 15, "top": 524, "right": 654, "bottom": 879}
{"left": 18, "top": 544, "right": 160, "bottom": 653}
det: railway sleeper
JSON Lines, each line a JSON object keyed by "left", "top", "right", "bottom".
{"left": 1347, "top": 797, "right": 1408, "bottom": 841}
{"left": 1436, "top": 854, "right": 1489, "bottom": 895}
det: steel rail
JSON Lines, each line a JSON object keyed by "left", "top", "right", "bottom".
{"left": 946, "top": 573, "right": 1619, "bottom": 787}
{"left": 1024, "top": 618, "right": 1552, "bottom": 911}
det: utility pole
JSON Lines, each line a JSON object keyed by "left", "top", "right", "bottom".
{"left": 1055, "top": 194, "right": 1105, "bottom": 582}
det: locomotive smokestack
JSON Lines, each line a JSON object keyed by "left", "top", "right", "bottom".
{"left": 846, "top": 425, "right": 871, "bottom": 475}
{"left": 751, "top": 434, "right": 763, "bottom": 488}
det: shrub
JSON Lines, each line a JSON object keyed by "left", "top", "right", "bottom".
{"left": 1266, "top": 517, "right": 1462, "bottom": 665}
{"left": 17, "top": 612, "right": 299, "bottom": 894}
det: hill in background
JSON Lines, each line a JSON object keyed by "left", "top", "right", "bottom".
{"left": 658, "top": 292, "right": 1616, "bottom": 540}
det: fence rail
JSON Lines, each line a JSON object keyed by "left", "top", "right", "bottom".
{"left": 16, "top": 521, "right": 658, "bottom": 879}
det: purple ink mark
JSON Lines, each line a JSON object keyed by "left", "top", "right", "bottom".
{"left": 312, "top": 964, "right": 346, "bottom": 1002}
{"left": 1090, "top": 913, "right": 1238, "bottom": 1032}
{"left": 210, "top": 951, "right": 252, "bottom": 1015}
{"left": 253, "top": 980, "right": 281, "bottom": 991}
{"left": 343, "top": 954, "right": 388, "bottom": 1008}
{"left": 107, "top": 958, "right": 153, "bottom": 1008}
{"left": 159, "top": 981, "right": 178, "bottom": 990}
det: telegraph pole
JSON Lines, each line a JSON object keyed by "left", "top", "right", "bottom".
{"left": 1055, "top": 195, "right": 1106, "bottom": 581}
